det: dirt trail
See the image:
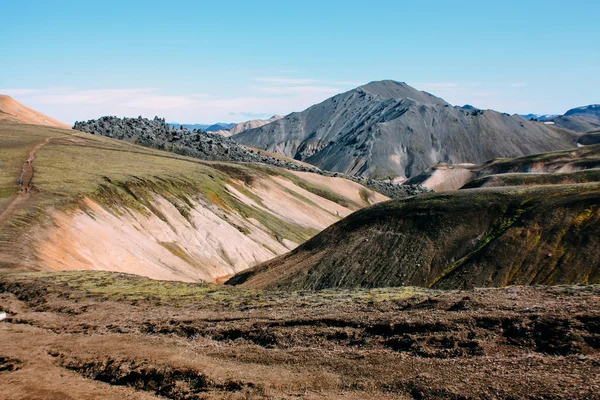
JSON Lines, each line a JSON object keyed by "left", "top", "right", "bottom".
{"left": 0, "top": 137, "right": 53, "bottom": 225}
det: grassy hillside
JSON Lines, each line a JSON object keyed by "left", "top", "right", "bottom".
{"left": 229, "top": 183, "right": 600, "bottom": 290}
{"left": 0, "top": 121, "right": 386, "bottom": 281}
{"left": 463, "top": 169, "right": 600, "bottom": 189}
{"left": 405, "top": 144, "right": 600, "bottom": 191}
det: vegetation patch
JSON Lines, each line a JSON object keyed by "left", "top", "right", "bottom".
{"left": 359, "top": 188, "right": 372, "bottom": 205}
{"left": 158, "top": 242, "right": 197, "bottom": 266}
{"left": 429, "top": 205, "right": 530, "bottom": 287}
{"left": 0, "top": 271, "right": 439, "bottom": 308}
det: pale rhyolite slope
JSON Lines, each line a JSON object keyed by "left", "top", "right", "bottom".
{"left": 0, "top": 121, "right": 386, "bottom": 283}
{"left": 37, "top": 173, "right": 385, "bottom": 283}
{"left": 406, "top": 144, "right": 600, "bottom": 191}
{"left": 0, "top": 95, "right": 70, "bottom": 129}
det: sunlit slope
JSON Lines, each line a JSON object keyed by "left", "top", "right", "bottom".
{"left": 0, "top": 121, "right": 386, "bottom": 282}
{"left": 0, "top": 95, "right": 70, "bottom": 128}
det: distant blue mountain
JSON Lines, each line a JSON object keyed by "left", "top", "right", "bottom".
{"left": 564, "top": 104, "right": 600, "bottom": 121}
{"left": 518, "top": 114, "right": 558, "bottom": 121}
{"left": 519, "top": 105, "right": 600, "bottom": 133}
{"left": 206, "top": 123, "right": 237, "bottom": 132}
{"left": 168, "top": 122, "right": 237, "bottom": 131}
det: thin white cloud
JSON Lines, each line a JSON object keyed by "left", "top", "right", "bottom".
{"left": 253, "top": 85, "right": 342, "bottom": 95}
{"left": 509, "top": 82, "right": 527, "bottom": 88}
{"left": 0, "top": 88, "right": 44, "bottom": 96}
{"left": 3, "top": 88, "right": 206, "bottom": 110}
{"left": 16, "top": 88, "right": 155, "bottom": 105}
{"left": 121, "top": 95, "right": 198, "bottom": 109}
{"left": 253, "top": 77, "right": 320, "bottom": 85}
{"left": 332, "top": 81, "right": 364, "bottom": 86}
{"left": 3, "top": 84, "right": 339, "bottom": 124}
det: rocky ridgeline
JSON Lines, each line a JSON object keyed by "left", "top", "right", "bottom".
{"left": 355, "top": 177, "right": 431, "bottom": 198}
{"left": 73, "top": 116, "right": 429, "bottom": 199}
{"left": 73, "top": 116, "right": 311, "bottom": 167}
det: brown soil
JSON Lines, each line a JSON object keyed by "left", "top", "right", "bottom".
{"left": 1, "top": 272, "right": 599, "bottom": 399}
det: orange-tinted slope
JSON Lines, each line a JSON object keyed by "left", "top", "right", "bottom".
{"left": 0, "top": 94, "right": 70, "bottom": 129}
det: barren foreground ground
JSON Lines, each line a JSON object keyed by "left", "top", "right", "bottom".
{"left": 1, "top": 272, "right": 599, "bottom": 399}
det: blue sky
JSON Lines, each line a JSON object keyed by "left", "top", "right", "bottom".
{"left": 1, "top": 0, "right": 598, "bottom": 124}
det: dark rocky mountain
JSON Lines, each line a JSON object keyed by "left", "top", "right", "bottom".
{"left": 228, "top": 145, "right": 600, "bottom": 290}
{"left": 73, "top": 116, "right": 429, "bottom": 199}
{"left": 232, "top": 80, "right": 578, "bottom": 180}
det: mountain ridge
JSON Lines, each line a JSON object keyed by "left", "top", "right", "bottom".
{"left": 232, "top": 81, "right": 578, "bottom": 180}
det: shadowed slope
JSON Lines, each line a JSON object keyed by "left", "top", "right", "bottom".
{"left": 579, "top": 130, "right": 600, "bottom": 145}
{"left": 228, "top": 184, "right": 600, "bottom": 290}
{"left": 564, "top": 104, "right": 600, "bottom": 121}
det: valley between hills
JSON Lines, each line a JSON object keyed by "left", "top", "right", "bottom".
{"left": 1, "top": 82, "right": 599, "bottom": 399}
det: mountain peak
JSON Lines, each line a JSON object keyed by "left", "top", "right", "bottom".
{"left": 356, "top": 80, "right": 449, "bottom": 105}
